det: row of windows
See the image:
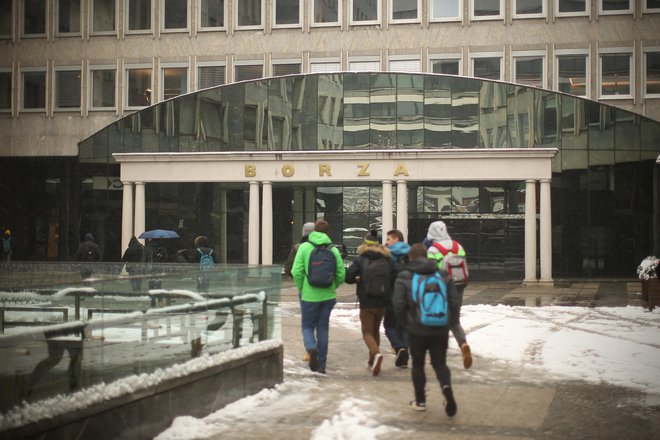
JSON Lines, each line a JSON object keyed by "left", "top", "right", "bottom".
{"left": 2, "top": 50, "right": 659, "bottom": 112}
{"left": 2, "top": 0, "right": 659, "bottom": 37}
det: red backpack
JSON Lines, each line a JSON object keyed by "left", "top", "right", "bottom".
{"left": 432, "top": 241, "right": 469, "bottom": 286}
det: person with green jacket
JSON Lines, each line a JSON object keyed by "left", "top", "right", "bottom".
{"left": 291, "top": 219, "right": 346, "bottom": 374}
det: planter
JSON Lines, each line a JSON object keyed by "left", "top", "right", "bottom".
{"left": 641, "top": 278, "right": 660, "bottom": 311}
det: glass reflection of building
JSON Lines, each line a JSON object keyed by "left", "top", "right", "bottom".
{"left": 77, "top": 73, "right": 660, "bottom": 280}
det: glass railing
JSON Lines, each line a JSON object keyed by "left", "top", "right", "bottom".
{"left": 0, "top": 262, "right": 281, "bottom": 417}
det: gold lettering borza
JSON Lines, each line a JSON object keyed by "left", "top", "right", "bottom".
{"left": 245, "top": 164, "right": 256, "bottom": 177}
{"left": 319, "top": 164, "right": 331, "bottom": 177}
{"left": 357, "top": 162, "right": 370, "bottom": 176}
{"left": 394, "top": 162, "right": 409, "bottom": 177}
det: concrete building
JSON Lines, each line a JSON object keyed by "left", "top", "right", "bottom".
{"left": 0, "top": 0, "right": 659, "bottom": 280}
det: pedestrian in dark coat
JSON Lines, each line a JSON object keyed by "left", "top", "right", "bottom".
{"left": 393, "top": 243, "right": 460, "bottom": 417}
{"left": 122, "top": 236, "right": 144, "bottom": 291}
{"left": 76, "top": 233, "right": 100, "bottom": 279}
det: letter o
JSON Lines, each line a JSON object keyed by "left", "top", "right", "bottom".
{"left": 282, "top": 164, "right": 295, "bottom": 177}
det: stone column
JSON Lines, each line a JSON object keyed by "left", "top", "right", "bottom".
{"left": 261, "top": 181, "right": 273, "bottom": 265}
{"left": 396, "top": 180, "right": 408, "bottom": 242}
{"left": 121, "top": 181, "right": 134, "bottom": 254}
{"left": 382, "top": 180, "right": 393, "bottom": 244}
{"left": 524, "top": 180, "right": 537, "bottom": 283}
{"left": 540, "top": 179, "right": 553, "bottom": 283}
{"left": 248, "top": 181, "right": 260, "bottom": 265}
{"left": 134, "top": 182, "right": 145, "bottom": 243}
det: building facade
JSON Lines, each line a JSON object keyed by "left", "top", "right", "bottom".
{"left": 0, "top": 0, "right": 659, "bottom": 280}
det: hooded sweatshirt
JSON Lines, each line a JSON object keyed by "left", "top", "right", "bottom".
{"left": 291, "top": 231, "right": 346, "bottom": 302}
{"left": 426, "top": 221, "right": 467, "bottom": 262}
{"left": 345, "top": 242, "right": 393, "bottom": 309}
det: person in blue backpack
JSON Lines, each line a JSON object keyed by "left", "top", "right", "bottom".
{"left": 384, "top": 229, "right": 411, "bottom": 368}
{"left": 393, "top": 243, "right": 459, "bottom": 417}
{"left": 193, "top": 235, "right": 216, "bottom": 292}
{"left": 291, "top": 219, "right": 345, "bottom": 374}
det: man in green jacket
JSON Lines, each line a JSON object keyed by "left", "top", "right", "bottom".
{"left": 291, "top": 219, "right": 346, "bottom": 374}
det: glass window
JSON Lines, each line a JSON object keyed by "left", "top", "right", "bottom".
{"left": 235, "top": 64, "right": 262, "bottom": 81}
{"left": 126, "top": 67, "right": 151, "bottom": 107}
{"left": 127, "top": 0, "right": 151, "bottom": 31}
{"left": 0, "top": 0, "right": 11, "bottom": 36}
{"left": 162, "top": 67, "right": 187, "bottom": 100}
{"left": 391, "top": 0, "right": 419, "bottom": 21}
{"left": 91, "top": 68, "right": 115, "bottom": 108}
{"left": 430, "top": 59, "right": 460, "bottom": 75}
{"left": 237, "top": 0, "right": 261, "bottom": 27}
{"left": 472, "top": 57, "right": 501, "bottom": 80}
{"left": 272, "top": 63, "right": 301, "bottom": 76}
{"left": 310, "top": 61, "right": 340, "bottom": 72}
{"left": 431, "top": 0, "right": 461, "bottom": 20}
{"left": 600, "top": 0, "right": 631, "bottom": 13}
{"left": 58, "top": 0, "right": 81, "bottom": 33}
{"left": 274, "top": 0, "right": 299, "bottom": 26}
{"left": 514, "top": 56, "right": 544, "bottom": 88}
{"left": 351, "top": 0, "right": 379, "bottom": 23}
{"left": 24, "top": 0, "right": 46, "bottom": 34}
{"left": 600, "top": 53, "right": 631, "bottom": 96}
{"left": 199, "top": 0, "right": 224, "bottom": 28}
{"left": 22, "top": 70, "right": 46, "bottom": 110}
{"left": 92, "top": 0, "right": 115, "bottom": 33}
{"left": 0, "top": 71, "right": 11, "bottom": 110}
{"left": 473, "top": 0, "right": 502, "bottom": 18}
{"left": 349, "top": 60, "right": 380, "bottom": 71}
{"left": 198, "top": 65, "right": 225, "bottom": 88}
{"left": 163, "top": 0, "right": 187, "bottom": 29}
{"left": 55, "top": 69, "right": 81, "bottom": 109}
{"left": 646, "top": 0, "right": 660, "bottom": 10}
{"left": 514, "top": 0, "right": 543, "bottom": 16}
{"left": 389, "top": 59, "right": 420, "bottom": 72}
{"left": 557, "top": 0, "right": 587, "bottom": 14}
{"left": 557, "top": 54, "right": 587, "bottom": 96}
{"left": 313, "top": 0, "right": 339, "bottom": 24}
{"left": 645, "top": 51, "right": 660, "bottom": 96}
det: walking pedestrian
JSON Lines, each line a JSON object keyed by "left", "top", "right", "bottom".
{"left": 76, "top": 232, "right": 100, "bottom": 279}
{"left": 2, "top": 229, "right": 13, "bottom": 261}
{"left": 291, "top": 219, "right": 345, "bottom": 374}
{"left": 121, "top": 236, "right": 144, "bottom": 292}
{"left": 345, "top": 230, "right": 393, "bottom": 376}
{"left": 192, "top": 235, "right": 217, "bottom": 292}
{"left": 426, "top": 220, "right": 472, "bottom": 369}
{"left": 393, "top": 243, "right": 459, "bottom": 417}
{"left": 385, "top": 229, "right": 411, "bottom": 368}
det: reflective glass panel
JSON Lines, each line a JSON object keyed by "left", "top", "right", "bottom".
{"left": 514, "top": 56, "right": 543, "bottom": 88}
{"left": 535, "top": 91, "right": 558, "bottom": 147}
{"left": 273, "top": 63, "right": 301, "bottom": 76}
{"left": 451, "top": 77, "right": 479, "bottom": 148}
{"left": 237, "top": 0, "right": 261, "bottom": 26}
{"left": 474, "top": 0, "right": 501, "bottom": 17}
{"left": 392, "top": 0, "right": 418, "bottom": 20}
{"left": 559, "top": 0, "right": 586, "bottom": 12}
{"left": 602, "top": 0, "right": 630, "bottom": 10}
{"left": 557, "top": 55, "right": 587, "bottom": 96}
{"left": 506, "top": 86, "right": 534, "bottom": 147}
{"left": 200, "top": 0, "right": 224, "bottom": 27}
{"left": 275, "top": 0, "right": 299, "bottom": 25}
{"left": 352, "top": 0, "right": 378, "bottom": 22}
{"left": 473, "top": 57, "right": 501, "bottom": 80}
{"left": 235, "top": 64, "right": 263, "bottom": 82}
{"left": 646, "top": 52, "right": 660, "bottom": 95}
{"left": 343, "top": 73, "right": 370, "bottom": 149}
{"left": 560, "top": 95, "right": 588, "bottom": 150}
{"left": 479, "top": 82, "right": 507, "bottom": 148}
{"left": 24, "top": 0, "right": 46, "bottom": 34}
{"left": 0, "top": 0, "right": 11, "bottom": 35}
{"left": 317, "top": 74, "right": 343, "bottom": 149}
{"left": 601, "top": 53, "right": 630, "bottom": 96}
{"left": 431, "top": 59, "right": 459, "bottom": 75}
{"left": 614, "top": 109, "right": 640, "bottom": 153}
{"left": 128, "top": 0, "right": 150, "bottom": 30}
{"left": 516, "top": 0, "right": 542, "bottom": 14}
{"left": 397, "top": 74, "right": 423, "bottom": 148}
{"left": 22, "top": 71, "right": 46, "bottom": 109}
{"left": 424, "top": 75, "right": 452, "bottom": 147}
{"left": 127, "top": 68, "right": 151, "bottom": 106}
{"left": 58, "top": 0, "right": 81, "bottom": 33}
{"left": 0, "top": 71, "right": 12, "bottom": 109}
{"left": 164, "top": 0, "right": 187, "bottom": 29}
{"left": 431, "top": 0, "right": 459, "bottom": 18}
{"left": 313, "top": 0, "right": 339, "bottom": 23}
{"left": 587, "top": 101, "right": 614, "bottom": 151}
{"left": 92, "top": 0, "right": 115, "bottom": 32}
{"left": 370, "top": 73, "right": 396, "bottom": 148}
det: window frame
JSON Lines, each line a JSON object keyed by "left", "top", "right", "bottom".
{"left": 554, "top": 49, "right": 590, "bottom": 97}
{"left": 643, "top": 47, "right": 660, "bottom": 98}
{"left": 469, "top": 52, "right": 503, "bottom": 80}
{"left": 20, "top": 67, "right": 47, "bottom": 112}
{"left": 311, "top": 0, "right": 342, "bottom": 27}
{"left": 599, "top": 0, "right": 633, "bottom": 15}
{"left": 89, "top": 65, "right": 117, "bottom": 110}
{"left": 56, "top": 0, "right": 82, "bottom": 36}
{"left": 22, "top": 0, "right": 47, "bottom": 37}
{"left": 234, "top": 60, "right": 264, "bottom": 82}
{"left": 234, "top": 0, "right": 264, "bottom": 30}
{"left": 272, "top": 0, "right": 301, "bottom": 29}
{"left": 125, "top": 0, "right": 152, "bottom": 34}
{"left": 599, "top": 48, "right": 633, "bottom": 99}
{"left": 512, "top": 50, "right": 546, "bottom": 88}
{"left": 348, "top": 56, "right": 381, "bottom": 72}
{"left": 309, "top": 57, "right": 341, "bottom": 73}
{"left": 54, "top": 66, "right": 82, "bottom": 111}
{"left": 0, "top": 68, "right": 13, "bottom": 112}
{"left": 161, "top": 0, "right": 189, "bottom": 32}
{"left": 349, "top": 0, "right": 381, "bottom": 26}
{"left": 160, "top": 63, "right": 188, "bottom": 101}
{"left": 90, "top": 0, "right": 117, "bottom": 35}
{"left": 555, "top": 0, "right": 590, "bottom": 17}
{"left": 430, "top": 0, "right": 462, "bottom": 22}
{"left": 197, "top": 62, "right": 226, "bottom": 90}
{"left": 471, "top": 0, "right": 504, "bottom": 21}
{"left": 643, "top": 0, "right": 660, "bottom": 12}
{"left": 389, "top": 0, "right": 421, "bottom": 24}
{"left": 428, "top": 55, "right": 463, "bottom": 75}
{"left": 124, "top": 64, "right": 152, "bottom": 110}
{"left": 197, "top": 0, "right": 225, "bottom": 30}
{"left": 512, "top": 0, "right": 546, "bottom": 19}
{"left": 271, "top": 59, "right": 302, "bottom": 76}
{"left": 388, "top": 56, "right": 421, "bottom": 73}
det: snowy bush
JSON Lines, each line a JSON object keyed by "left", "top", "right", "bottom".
{"left": 637, "top": 256, "right": 659, "bottom": 280}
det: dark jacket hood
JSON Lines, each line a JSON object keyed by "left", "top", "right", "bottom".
{"left": 357, "top": 242, "right": 391, "bottom": 259}
{"left": 404, "top": 257, "right": 438, "bottom": 275}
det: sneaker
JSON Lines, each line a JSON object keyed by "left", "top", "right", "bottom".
{"left": 308, "top": 348, "right": 319, "bottom": 372}
{"left": 461, "top": 343, "right": 473, "bottom": 369}
{"left": 395, "top": 348, "right": 409, "bottom": 368}
{"left": 442, "top": 386, "right": 457, "bottom": 417}
{"left": 409, "top": 400, "right": 427, "bottom": 412}
{"left": 371, "top": 353, "right": 383, "bottom": 376}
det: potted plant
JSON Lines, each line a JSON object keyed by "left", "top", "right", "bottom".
{"left": 637, "top": 256, "right": 660, "bottom": 311}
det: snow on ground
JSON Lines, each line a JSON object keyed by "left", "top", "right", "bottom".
{"left": 155, "top": 304, "right": 660, "bottom": 440}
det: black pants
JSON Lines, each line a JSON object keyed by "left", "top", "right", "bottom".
{"left": 408, "top": 331, "right": 451, "bottom": 404}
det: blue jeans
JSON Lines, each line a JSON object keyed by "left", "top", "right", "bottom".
{"left": 300, "top": 298, "right": 336, "bottom": 370}
{"left": 384, "top": 305, "right": 407, "bottom": 351}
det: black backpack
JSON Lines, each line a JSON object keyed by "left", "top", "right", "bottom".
{"left": 362, "top": 257, "right": 391, "bottom": 297}
{"left": 307, "top": 244, "right": 337, "bottom": 288}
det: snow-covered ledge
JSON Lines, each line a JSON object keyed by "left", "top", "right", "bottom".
{"left": 1, "top": 340, "right": 283, "bottom": 440}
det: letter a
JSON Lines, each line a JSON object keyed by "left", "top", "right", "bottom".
{"left": 394, "top": 162, "right": 409, "bottom": 177}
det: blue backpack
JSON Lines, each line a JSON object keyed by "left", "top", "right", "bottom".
{"left": 306, "top": 244, "right": 336, "bottom": 288}
{"left": 198, "top": 249, "right": 214, "bottom": 272}
{"left": 411, "top": 271, "right": 448, "bottom": 327}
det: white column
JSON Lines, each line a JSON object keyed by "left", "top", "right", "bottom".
{"left": 524, "top": 180, "right": 537, "bottom": 283}
{"left": 121, "top": 181, "right": 134, "bottom": 254}
{"left": 382, "top": 180, "right": 393, "bottom": 243}
{"left": 134, "top": 182, "right": 146, "bottom": 243}
{"left": 261, "top": 181, "right": 273, "bottom": 265}
{"left": 396, "top": 180, "right": 408, "bottom": 242}
{"left": 219, "top": 190, "right": 227, "bottom": 264}
{"left": 540, "top": 179, "right": 553, "bottom": 283}
{"left": 248, "top": 181, "right": 260, "bottom": 265}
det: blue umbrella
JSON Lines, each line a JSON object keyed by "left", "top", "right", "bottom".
{"left": 138, "top": 229, "right": 180, "bottom": 239}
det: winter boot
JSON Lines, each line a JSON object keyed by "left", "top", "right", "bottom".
{"left": 308, "top": 348, "right": 319, "bottom": 372}
{"left": 395, "top": 348, "right": 409, "bottom": 368}
{"left": 442, "top": 385, "right": 457, "bottom": 417}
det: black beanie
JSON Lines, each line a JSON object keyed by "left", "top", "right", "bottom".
{"left": 364, "top": 230, "right": 379, "bottom": 245}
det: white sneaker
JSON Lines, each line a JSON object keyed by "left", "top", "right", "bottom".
{"left": 371, "top": 353, "right": 383, "bottom": 376}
